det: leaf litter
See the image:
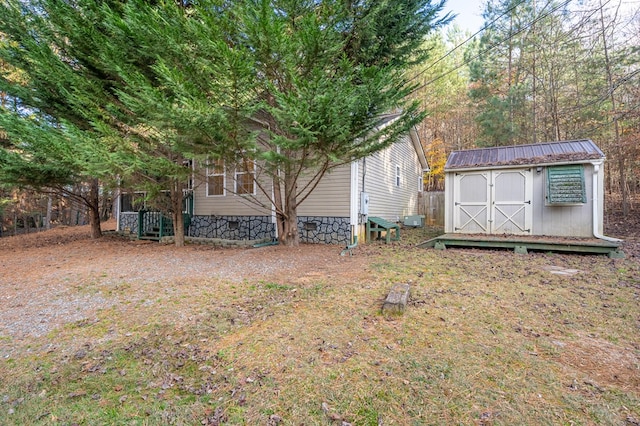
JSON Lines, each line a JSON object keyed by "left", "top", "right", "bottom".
{"left": 0, "top": 222, "right": 638, "bottom": 424}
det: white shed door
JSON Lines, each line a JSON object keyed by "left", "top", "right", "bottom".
{"left": 453, "top": 172, "right": 490, "bottom": 233}
{"left": 454, "top": 169, "right": 532, "bottom": 235}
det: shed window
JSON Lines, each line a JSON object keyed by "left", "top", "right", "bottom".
{"left": 546, "top": 165, "right": 586, "bottom": 204}
{"left": 395, "top": 165, "right": 401, "bottom": 187}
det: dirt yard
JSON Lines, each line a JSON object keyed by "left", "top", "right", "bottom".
{"left": 0, "top": 217, "right": 638, "bottom": 425}
{"left": 0, "top": 221, "right": 371, "bottom": 354}
{"left": 1, "top": 216, "right": 638, "bottom": 358}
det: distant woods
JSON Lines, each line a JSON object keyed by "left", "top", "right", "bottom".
{"left": 413, "top": 0, "right": 639, "bottom": 216}
{"left": 0, "top": 188, "right": 112, "bottom": 237}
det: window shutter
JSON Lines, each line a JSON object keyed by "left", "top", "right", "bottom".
{"left": 547, "top": 165, "right": 586, "bottom": 204}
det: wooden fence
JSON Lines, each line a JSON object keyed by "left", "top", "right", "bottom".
{"left": 418, "top": 191, "right": 444, "bottom": 227}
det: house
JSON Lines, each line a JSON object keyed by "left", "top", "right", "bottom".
{"left": 443, "top": 139, "right": 615, "bottom": 241}
{"left": 117, "top": 121, "right": 428, "bottom": 244}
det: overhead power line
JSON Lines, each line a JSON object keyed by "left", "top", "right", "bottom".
{"left": 409, "top": 0, "right": 575, "bottom": 95}
{"left": 407, "top": 0, "right": 530, "bottom": 85}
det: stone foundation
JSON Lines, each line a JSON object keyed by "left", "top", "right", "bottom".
{"left": 298, "top": 216, "right": 351, "bottom": 244}
{"left": 119, "top": 212, "right": 139, "bottom": 235}
{"left": 118, "top": 213, "right": 352, "bottom": 244}
{"left": 188, "top": 215, "right": 275, "bottom": 241}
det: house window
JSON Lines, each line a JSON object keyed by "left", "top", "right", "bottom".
{"left": 546, "top": 165, "right": 586, "bottom": 204}
{"left": 120, "top": 192, "right": 146, "bottom": 212}
{"left": 235, "top": 160, "right": 256, "bottom": 195}
{"left": 395, "top": 165, "right": 401, "bottom": 187}
{"left": 183, "top": 159, "right": 194, "bottom": 191}
{"left": 206, "top": 159, "right": 225, "bottom": 196}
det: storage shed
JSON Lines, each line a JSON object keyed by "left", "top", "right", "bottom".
{"left": 443, "top": 139, "right": 614, "bottom": 240}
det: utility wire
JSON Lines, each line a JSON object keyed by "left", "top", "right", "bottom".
{"left": 407, "top": 0, "right": 530, "bottom": 85}
{"left": 409, "top": 0, "right": 574, "bottom": 95}
{"left": 560, "top": 67, "right": 640, "bottom": 115}
{"left": 410, "top": 0, "right": 624, "bottom": 96}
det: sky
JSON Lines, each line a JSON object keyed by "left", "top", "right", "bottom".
{"left": 442, "top": 0, "right": 640, "bottom": 33}
{"left": 442, "top": 0, "right": 485, "bottom": 32}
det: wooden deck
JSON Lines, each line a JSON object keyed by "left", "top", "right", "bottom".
{"left": 417, "top": 233, "right": 625, "bottom": 258}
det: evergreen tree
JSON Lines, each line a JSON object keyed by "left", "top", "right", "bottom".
{"left": 182, "top": 0, "right": 451, "bottom": 246}
{"left": 0, "top": 0, "right": 126, "bottom": 238}
{"left": 106, "top": 0, "right": 451, "bottom": 246}
{"left": 0, "top": 0, "right": 197, "bottom": 243}
{"left": 1, "top": 0, "right": 450, "bottom": 246}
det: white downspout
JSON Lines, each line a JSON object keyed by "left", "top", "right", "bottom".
{"left": 349, "top": 160, "right": 359, "bottom": 243}
{"left": 115, "top": 188, "right": 121, "bottom": 232}
{"left": 592, "top": 161, "right": 621, "bottom": 242}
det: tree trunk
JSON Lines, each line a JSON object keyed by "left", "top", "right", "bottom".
{"left": 171, "top": 180, "right": 185, "bottom": 247}
{"left": 88, "top": 178, "right": 102, "bottom": 239}
{"left": 279, "top": 172, "right": 299, "bottom": 247}
{"left": 531, "top": 0, "right": 537, "bottom": 144}
{"left": 45, "top": 195, "right": 52, "bottom": 230}
{"left": 279, "top": 204, "right": 299, "bottom": 247}
{"left": 599, "top": 0, "right": 628, "bottom": 215}
{"left": 272, "top": 174, "right": 285, "bottom": 242}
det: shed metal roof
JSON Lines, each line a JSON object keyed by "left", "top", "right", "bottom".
{"left": 445, "top": 139, "right": 605, "bottom": 170}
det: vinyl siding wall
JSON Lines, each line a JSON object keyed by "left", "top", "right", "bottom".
{"left": 193, "top": 162, "right": 352, "bottom": 218}
{"left": 190, "top": 132, "right": 424, "bottom": 243}
{"left": 193, "top": 163, "right": 273, "bottom": 217}
{"left": 363, "top": 134, "right": 422, "bottom": 222}
{"left": 296, "top": 165, "right": 351, "bottom": 217}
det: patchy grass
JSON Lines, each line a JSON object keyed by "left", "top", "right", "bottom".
{"left": 1, "top": 228, "right": 639, "bottom": 425}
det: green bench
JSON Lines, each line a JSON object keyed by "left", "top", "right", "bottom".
{"left": 367, "top": 216, "right": 400, "bottom": 244}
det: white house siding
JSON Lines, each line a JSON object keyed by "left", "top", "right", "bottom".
{"left": 187, "top": 131, "right": 423, "bottom": 244}
{"left": 294, "top": 164, "right": 352, "bottom": 244}
{"left": 364, "top": 134, "right": 422, "bottom": 222}
{"left": 189, "top": 166, "right": 275, "bottom": 240}
{"left": 190, "top": 161, "right": 353, "bottom": 243}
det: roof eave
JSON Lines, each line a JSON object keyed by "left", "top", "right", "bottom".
{"left": 410, "top": 127, "right": 429, "bottom": 171}
{"left": 445, "top": 157, "right": 605, "bottom": 173}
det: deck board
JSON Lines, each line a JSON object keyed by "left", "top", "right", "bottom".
{"left": 418, "top": 233, "right": 624, "bottom": 257}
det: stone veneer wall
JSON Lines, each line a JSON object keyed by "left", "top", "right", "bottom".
{"left": 119, "top": 213, "right": 352, "bottom": 244}
{"left": 119, "top": 212, "right": 139, "bottom": 235}
{"left": 189, "top": 215, "right": 275, "bottom": 241}
{"left": 298, "top": 216, "right": 351, "bottom": 244}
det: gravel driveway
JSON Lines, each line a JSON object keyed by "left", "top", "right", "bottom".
{"left": 0, "top": 225, "right": 364, "bottom": 357}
